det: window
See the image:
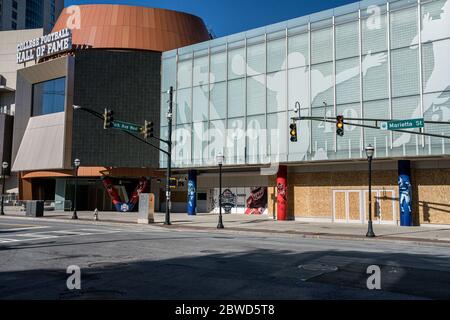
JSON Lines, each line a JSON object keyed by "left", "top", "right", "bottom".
{"left": 210, "top": 81, "right": 226, "bottom": 120}
{"left": 177, "top": 58, "right": 192, "bottom": 89}
{"left": 26, "top": 0, "right": 44, "bottom": 29}
{"left": 247, "top": 42, "right": 265, "bottom": 75}
{"left": 13, "top": 1, "right": 18, "bottom": 10}
{"left": 11, "top": 21, "right": 17, "bottom": 29}
{"left": 12, "top": 10, "right": 17, "bottom": 20}
{"left": 247, "top": 75, "right": 265, "bottom": 115}
{"left": 176, "top": 88, "right": 191, "bottom": 124}
{"left": 228, "top": 78, "right": 245, "bottom": 118}
{"left": 32, "top": 78, "right": 66, "bottom": 116}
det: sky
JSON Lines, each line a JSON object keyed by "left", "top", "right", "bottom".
{"left": 63, "top": 0, "right": 359, "bottom": 37}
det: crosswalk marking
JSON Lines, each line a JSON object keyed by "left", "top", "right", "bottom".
{"left": 0, "top": 226, "right": 47, "bottom": 232}
{"left": 0, "top": 238, "right": 18, "bottom": 243}
{"left": 0, "top": 227, "right": 129, "bottom": 244}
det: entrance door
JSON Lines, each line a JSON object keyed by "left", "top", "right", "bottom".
{"left": 197, "top": 192, "right": 208, "bottom": 213}
{"left": 333, "top": 190, "right": 363, "bottom": 223}
{"left": 364, "top": 190, "right": 397, "bottom": 225}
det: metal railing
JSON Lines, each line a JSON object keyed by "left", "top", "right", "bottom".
{"left": 0, "top": 193, "right": 19, "bottom": 206}
{"left": 0, "top": 106, "right": 14, "bottom": 116}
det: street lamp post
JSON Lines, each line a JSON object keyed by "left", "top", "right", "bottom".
{"left": 365, "top": 145, "right": 376, "bottom": 238}
{"left": 217, "top": 153, "right": 224, "bottom": 229}
{"left": 1, "top": 162, "right": 8, "bottom": 216}
{"left": 72, "top": 159, "right": 81, "bottom": 220}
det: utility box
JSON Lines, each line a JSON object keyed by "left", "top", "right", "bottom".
{"left": 26, "top": 201, "right": 44, "bottom": 217}
{"left": 138, "top": 193, "right": 155, "bottom": 224}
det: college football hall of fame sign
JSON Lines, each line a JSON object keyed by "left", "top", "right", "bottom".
{"left": 17, "top": 28, "right": 72, "bottom": 64}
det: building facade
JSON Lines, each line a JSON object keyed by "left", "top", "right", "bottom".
{"left": 0, "top": 0, "right": 64, "bottom": 33}
{"left": 0, "top": 28, "right": 43, "bottom": 115}
{"left": 161, "top": 0, "right": 450, "bottom": 225}
{"left": 11, "top": 4, "right": 210, "bottom": 211}
{"left": 1, "top": 28, "right": 43, "bottom": 197}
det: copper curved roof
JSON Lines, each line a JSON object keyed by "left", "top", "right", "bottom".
{"left": 52, "top": 4, "right": 210, "bottom": 52}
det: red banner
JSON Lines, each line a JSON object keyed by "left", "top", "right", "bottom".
{"left": 102, "top": 177, "right": 149, "bottom": 212}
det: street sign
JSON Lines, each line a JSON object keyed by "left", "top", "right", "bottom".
{"left": 111, "top": 120, "right": 142, "bottom": 133}
{"left": 380, "top": 118, "right": 425, "bottom": 131}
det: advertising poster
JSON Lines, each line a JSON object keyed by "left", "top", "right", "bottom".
{"left": 245, "top": 187, "right": 268, "bottom": 215}
{"left": 102, "top": 177, "right": 149, "bottom": 212}
{"left": 209, "top": 187, "right": 268, "bottom": 215}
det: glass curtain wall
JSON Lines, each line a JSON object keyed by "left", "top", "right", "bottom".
{"left": 161, "top": 0, "right": 450, "bottom": 168}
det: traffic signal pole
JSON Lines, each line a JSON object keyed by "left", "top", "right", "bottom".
{"left": 292, "top": 116, "right": 450, "bottom": 140}
{"left": 73, "top": 103, "right": 173, "bottom": 225}
{"left": 165, "top": 86, "right": 174, "bottom": 226}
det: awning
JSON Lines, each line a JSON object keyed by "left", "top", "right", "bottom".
{"left": 7, "top": 188, "right": 19, "bottom": 194}
{"left": 0, "top": 85, "right": 15, "bottom": 93}
{"left": 12, "top": 112, "right": 66, "bottom": 171}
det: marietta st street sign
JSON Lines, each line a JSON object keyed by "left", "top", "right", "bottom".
{"left": 112, "top": 121, "right": 142, "bottom": 133}
{"left": 380, "top": 118, "right": 425, "bottom": 131}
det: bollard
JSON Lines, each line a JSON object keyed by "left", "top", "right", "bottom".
{"left": 94, "top": 208, "right": 99, "bottom": 221}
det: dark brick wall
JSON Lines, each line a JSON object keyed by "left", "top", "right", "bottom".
{"left": 72, "top": 49, "right": 161, "bottom": 168}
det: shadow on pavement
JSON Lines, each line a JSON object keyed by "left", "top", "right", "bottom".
{"left": 1, "top": 248, "right": 449, "bottom": 300}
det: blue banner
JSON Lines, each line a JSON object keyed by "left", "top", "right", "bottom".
{"left": 398, "top": 160, "right": 413, "bottom": 226}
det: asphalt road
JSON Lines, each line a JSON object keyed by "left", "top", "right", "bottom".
{"left": 1, "top": 217, "right": 450, "bottom": 300}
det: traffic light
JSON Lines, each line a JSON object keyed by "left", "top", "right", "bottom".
{"left": 103, "top": 109, "right": 114, "bottom": 129}
{"left": 290, "top": 123, "right": 298, "bottom": 142}
{"left": 336, "top": 115, "right": 344, "bottom": 137}
{"left": 169, "top": 178, "right": 178, "bottom": 189}
{"left": 143, "top": 120, "right": 154, "bottom": 139}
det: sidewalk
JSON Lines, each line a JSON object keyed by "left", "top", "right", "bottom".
{"left": 2, "top": 207, "right": 450, "bottom": 246}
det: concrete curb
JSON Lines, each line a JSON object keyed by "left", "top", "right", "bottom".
{"left": 157, "top": 224, "right": 450, "bottom": 247}
{"left": 2, "top": 214, "right": 450, "bottom": 247}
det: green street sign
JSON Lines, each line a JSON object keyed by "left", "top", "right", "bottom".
{"left": 111, "top": 120, "right": 142, "bottom": 133}
{"left": 380, "top": 118, "right": 425, "bottom": 131}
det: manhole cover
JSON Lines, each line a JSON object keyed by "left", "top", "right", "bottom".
{"left": 87, "top": 262, "right": 129, "bottom": 269}
{"left": 200, "top": 250, "right": 220, "bottom": 254}
{"left": 298, "top": 264, "right": 339, "bottom": 272}
{"left": 60, "top": 289, "right": 125, "bottom": 300}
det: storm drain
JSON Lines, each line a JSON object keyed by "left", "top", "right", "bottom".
{"left": 298, "top": 264, "right": 339, "bottom": 272}
{"left": 297, "top": 264, "right": 339, "bottom": 282}
{"left": 200, "top": 250, "right": 221, "bottom": 254}
{"left": 87, "top": 262, "right": 130, "bottom": 269}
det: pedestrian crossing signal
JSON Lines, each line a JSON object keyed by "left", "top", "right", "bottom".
{"left": 336, "top": 115, "right": 344, "bottom": 137}
{"left": 290, "top": 123, "right": 298, "bottom": 142}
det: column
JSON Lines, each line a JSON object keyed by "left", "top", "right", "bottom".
{"left": 276, "top": 165, "right": 288, "bottom": 221}
{"left": 398, "top": 160, "right": 413, "bottom": 226}
{"left": 187, "top": 170, "right": 197, "bottom": 216}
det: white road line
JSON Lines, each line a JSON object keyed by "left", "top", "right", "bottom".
{"left": 0, "top": 238, "right": 18, "bottom": 243}
{"left": 0, "top": 228, "right": 134, "bottom": 244}
{"left": 14, "top": 233, "right": 59, "bottom": 238}
{"left": 44, "top": 230, "right": 94, "bottom": 236}
{"left": 75, "top": 228, "right": 120, "bottom": 234}
{"left": 0, "top": 226, "right": 49, "bottom": 232}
